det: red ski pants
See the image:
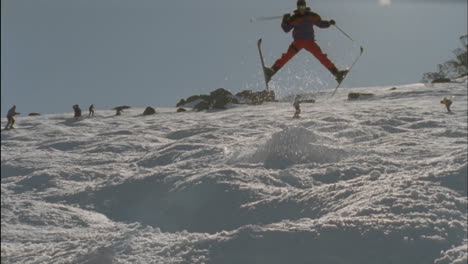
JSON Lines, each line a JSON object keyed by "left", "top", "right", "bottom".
{"left": 272, "top": 40, "right": 336, "bottom": 71}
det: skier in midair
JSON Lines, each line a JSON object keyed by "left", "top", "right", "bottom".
{"left": 264, "top": 0, "right": 348, "bottom": 83}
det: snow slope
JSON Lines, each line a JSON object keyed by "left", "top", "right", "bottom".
{"left": 1, "top": 79, "right": 467, "bottom": 264}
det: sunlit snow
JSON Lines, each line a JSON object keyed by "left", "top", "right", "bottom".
{"left": 2, "top": 79, "right": 467, "bottom": 264}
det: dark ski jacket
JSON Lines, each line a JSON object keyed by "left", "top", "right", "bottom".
{"left": 282, "top": 8, "right": 331, "bottom": 41}
{"left": 7, "top": 106, "right": 19, "bottom": 118}
{"left": 73, "top": 105, "right": 82, "bottom": 118}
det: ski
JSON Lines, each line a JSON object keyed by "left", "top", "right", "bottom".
{"left": 331, "top": 46, "right": 364, "bottom": 97}
{"left": 257, "top": 38, "right": 270, "bottom": 91}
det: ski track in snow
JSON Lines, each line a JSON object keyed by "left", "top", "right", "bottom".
{"left": 1, "top": 80, "right": 467, "bottom": 264}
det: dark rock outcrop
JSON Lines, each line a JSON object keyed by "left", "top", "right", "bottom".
{"left": 176, "top": 99, "right": 186, "bottom": 107}
{"left": 142, "top": 107, "right": 156, "bottom": 115}
{"left": 210, "top": 88, "right": 239, "bottom": 109}
{"left": 113, "top": 106, "right": 131, "bottom": 115}
{"left": 177, "top": 88, "right": 276, "bottom": 111}
{"left": 431, "top": 78, "right": 451, "bottom": 83}
{"left": 28, "top": 113, "right": 41, "bottom": 116}
{"left": 210, "top": 88, "right": 233, "bottom": 98}
{"left": 177, "top": 95, "right": 212, "bottom": 107}
{"left": 194, "top": 101, "right": 211, "bottom": 112}
{"left": 348, "top": 92, "right": 375, "bottom": 100}
{"left": 235, "top": 90, "right": 276, "bottom": 105}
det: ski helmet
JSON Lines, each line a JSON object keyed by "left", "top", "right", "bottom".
{"left": 297, "top": 0, "right": 307, "bottom": 7}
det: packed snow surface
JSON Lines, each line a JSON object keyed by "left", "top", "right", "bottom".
{"left": 2, "top": 80, "right": 467, "bottom": 264}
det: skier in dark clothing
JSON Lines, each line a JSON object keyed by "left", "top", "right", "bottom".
{"left": 264, "top": 0, "right": 348, "bottom": 83}
{"left": 88, "top": 104, "right": 95, "bottom": 117}
{"left": 5, "top": 105, "right": 20, "bottom": 129}
{"left": 73, "top": 104, "right": 82, "bottom": 119}
{"left": 293, "top": 96, "right": 301, "bottom": 118}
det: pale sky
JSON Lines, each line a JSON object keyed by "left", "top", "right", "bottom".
{"left": 379, "top": 0, "right": 392, "bottom": 6}
{"left": 1, "top": 0, "right": 467, "bottom": 115}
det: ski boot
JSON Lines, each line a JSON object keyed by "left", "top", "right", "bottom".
{"left": 263, "top": 66, "right": 281, "bottom": 83}
{"left": 335, "top": 70, "right": 349, "bottom": 84}
{"left": 263, "top": 67, "right": 275, "bottom": 83}
{"left": 330, "top": 68, "right": 349, "bottom": 84}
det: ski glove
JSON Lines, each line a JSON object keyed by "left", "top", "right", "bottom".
{"left": 282, "top": 14, "right": 291, "bottom": 23}
{"left": 329, "top": 19, "right": 336, "bottom": 25}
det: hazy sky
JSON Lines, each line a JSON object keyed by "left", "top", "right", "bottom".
{"left": 1, "top": 0, "right": 467, "bottom": 115}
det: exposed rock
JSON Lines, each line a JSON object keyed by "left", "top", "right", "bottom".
{"left": 211, "top": 88, "right": 239, "bottom": 109}
{"left": 186, "top": 95, "right": 200, "bottom": 103}
{"left": 177, "top": 95, "right": 206, "bottom": 108}
{"left": 177, "top": 88, "right": 237, "bottom": 110}
{"left": 28, "top": 113, "right": 41, "bottom": 116}
{"left": 390, "top": 87, "right": 397, "bottom": 90}
{"left": 177, "top": 108, "right": 187, "bottom": 112}
{"left": 235, "top": 90, "right": 276, "bottom": 105}
{"left": 177, "top": 88, "right": 276, "bottom": 111}
{"left": 194, "top": 101, "right": 211, "bottom": 112}
{"left": 113, "top": 105, "right": 131, "bottom": 111}
{"left": 187, "top": 95, "right": 212, "bottom": 104}
{"left": 142, "top": 107, "right": 156, "bottom": 115}
{"left": 235, "top": 90, "right": 253, "bottom": 98}
{"left": 176, "top": 99, "right": 186, "bottom": 107}
{"left": 210, "top": 88, "right": 233, "bottom": 98}
{"left": 113, "top": 106, "right": 131, "bottom": 115}
{"left": 348, "top": 92, "right": 375, "bottom": 100}
{"left": 431, "top": 78, "right": 451, "bottom": 83}
{"left": 212, "top": 96, "right": 230, "bottom": 109}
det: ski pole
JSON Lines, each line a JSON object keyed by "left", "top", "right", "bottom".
{"left": 250, "top": 16, "right": 282, "bottom": 23}
{"left": 333, "top": 24, "right": 355, "bottom": 42}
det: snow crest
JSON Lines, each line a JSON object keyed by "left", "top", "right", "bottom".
{"left": 240, "top": 126, "right": 347, "bottom": 169}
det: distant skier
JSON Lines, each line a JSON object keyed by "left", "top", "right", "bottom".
{"left": 88, "top": 104, "right": 95, "bottom": 117}
{"left": 263, "top": 0, "right": 348, "bottom": 83}
{"left": 5, "top": 105, "right": 20, "bottom": 129}
{"left": 73, "top": 104, "right": 82, "bottom": 119}
{"left": 440, "top": 97, "right": 453, "bottom": 113}
{"left": 293, "top": 96, "right": 301, "bottom": 118}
